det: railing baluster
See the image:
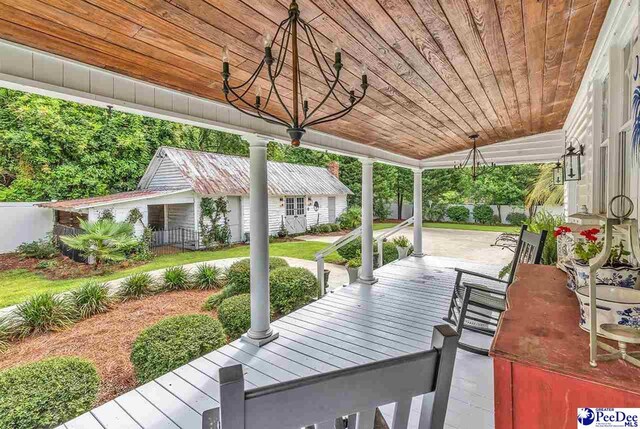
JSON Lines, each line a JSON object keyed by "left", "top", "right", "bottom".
{"left": 392, "top": 398, "right": 412, "bottom": 429}
{"left": 356, "top": 410, "right": 375, "bottom": 429}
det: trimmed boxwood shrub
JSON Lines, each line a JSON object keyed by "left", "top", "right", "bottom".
{"left": 446, "top": 205, "right": 470, "bottom": 223}
{"left": 217, "top": 294, "right": 251, "bottom": 340}
{"left": 473, "top": 204, "right": 494, "bottom": 224}
{"left": 0, "top": 357, "right": 99, "bottom": 429}
{"left": 131, "top": 314, "right": 226, "bottom": 383}
{"left": 204, "top": 258, "right": 290, "bottom": 310}
{"left": 382, "top": 242, "right": 399, "bottom": 265}
{"left": 329, "top": 223, "right": 341, "bottom": 232}
{"left": 270, "top": 267, "right": 319, "bottom": 315}
{"left": 506, "top": 212, "right": 528, "bottom": 226}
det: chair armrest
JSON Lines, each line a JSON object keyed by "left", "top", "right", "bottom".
{"left": 462, "top": 281, "right": 507, "bottom": 296}
{"left": 454, "top": 268, "right": 508, "bottom": 284}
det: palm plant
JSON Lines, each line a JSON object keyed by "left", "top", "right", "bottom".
{"left": 525, "top": 164, "right": 565, "bottom": 209}
{"left": 61, "top": 219, "right": 138, "bottom": 266}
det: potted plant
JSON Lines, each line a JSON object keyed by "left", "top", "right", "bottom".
{"left": 346, "top": 257, "right": 361, "bottom": 284}
{"left": 572, "top": 228, "right": 640, "bottom": 289}
{"left": 392, "top": 236, "right": 411, "bottom": 259}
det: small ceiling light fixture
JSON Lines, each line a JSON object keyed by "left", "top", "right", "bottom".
{"left": 221, "top": 0, "right": 368, "bottom": 147}
{"left": 562, "top": 137, "right": 584, "bottom": 182}
{"left": 455, "top": 134, "right": 495, "bottom": 181}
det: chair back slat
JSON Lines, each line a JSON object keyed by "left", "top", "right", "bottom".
{"left": 506, "top": 225, "right": 548, "bottom": 284}
{"left": 206, "top": 325, "right": 459, "bottom": 429}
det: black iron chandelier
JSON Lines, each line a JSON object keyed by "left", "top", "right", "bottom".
{"left": 454, "top": 134, "right": 495, "bottom": 181}
{"left": 221, "top": 0, "right": 368, "bottom": 147}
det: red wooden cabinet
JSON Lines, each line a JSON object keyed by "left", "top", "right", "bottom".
{"left": 490, "top": 265, "right": 640, "bottom": 429}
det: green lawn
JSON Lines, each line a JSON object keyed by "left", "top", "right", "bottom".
{"left": 0, "top": 241, "right": 342, "bottom": 309}
{"left": 373, "top": 221, "right": 518, "bottom": 233}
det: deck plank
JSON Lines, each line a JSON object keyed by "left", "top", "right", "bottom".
{"left": 64, "top": 413, "right": 104, "bottom": 429}
{"left": 115, "top": 390, "right": 179, "bottom": 429}
{"left": 91, "top": 401, "right": 142, "bottom": 429}
{"left": 136, "top": 381, "right": 202, "bottom": 429}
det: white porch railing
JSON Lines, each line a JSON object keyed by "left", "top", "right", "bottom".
{"left": 376, "top": 217, "right": 414, "bottom": 267}
{"left": 315, "top": 226, "right": 362, "bottom": 297}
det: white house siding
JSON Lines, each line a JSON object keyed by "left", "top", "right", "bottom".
{"left": 241, "top": 194, "right": 347, "bottom": 236}
{"left": 144, "top": 157, "right": 190, "bottom": 189}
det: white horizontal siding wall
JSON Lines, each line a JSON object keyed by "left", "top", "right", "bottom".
{"left": 307, "top": 196, "right": 328, "bottom": 227}
{"left": 145, "top": 158, "right": 190, "bottom": 189}
{"left": 241, "top": 196, "right": 284, "bottom": 236}
{"left": 335, "top": 195, "right": 348, "bottom": 219}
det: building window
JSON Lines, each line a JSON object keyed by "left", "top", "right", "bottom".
{"left": 285, "top": 197, "right": 295, "bottom": 216}
{"left": 296, "top": 197, "right": 305, "bottom": 216}
{"left": 602, "top": 76, "right": 609, "bottom": 142}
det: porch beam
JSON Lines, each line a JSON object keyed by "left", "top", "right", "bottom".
{"left": 412, "top": 169, "right": 424, "bottom": 257}
{"left": 242, "top": 134, "right": 278, "bottom": 347}
{"left": 359, "top": 158, "right": 377, "bottom": 285}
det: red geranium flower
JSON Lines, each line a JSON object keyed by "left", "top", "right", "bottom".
{"left": 554, "top": 226, "right": 572, "bottom": 238}
{"left": 580, "top": 228, "right": 600, "bottom": 242}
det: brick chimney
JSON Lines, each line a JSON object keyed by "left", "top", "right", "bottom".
{"left": 327, "top": 161, "right": 340, "bottom": 179}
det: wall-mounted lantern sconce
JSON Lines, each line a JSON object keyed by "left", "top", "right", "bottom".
{"left": 563, "top": 138, "right": 584, "bottom": 182}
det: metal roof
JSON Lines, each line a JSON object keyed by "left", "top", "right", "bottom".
{"left": 38, "top": 188, "right": 191, "bottom": 211}
{"left": 156, "top": 147, "right": 352, "bottom": 196}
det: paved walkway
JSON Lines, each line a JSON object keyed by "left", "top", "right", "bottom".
{"left": 297, "top": 226, "right": 514, "bottom": 266}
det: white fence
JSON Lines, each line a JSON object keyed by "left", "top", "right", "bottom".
{"left": 385, "top": 202, "right": 564, "bottom": 224}
{"left": 0, "top": 203, "right": 53, "bottom": 253}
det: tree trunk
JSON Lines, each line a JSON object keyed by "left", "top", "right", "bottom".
{"left": 397, "top": 193, "right": 403, "bottom": 220}
{"left": 496, "top": 205, "right": 502, "bottom": 223}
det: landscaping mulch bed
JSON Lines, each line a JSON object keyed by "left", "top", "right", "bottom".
{"left": 0, "top": 289, "right": 216, "bottom": 404}
{"left": 0, "top": 253, "right": 143, "bottom": 280}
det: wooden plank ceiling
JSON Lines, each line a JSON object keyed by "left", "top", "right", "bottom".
{"left": 0, "top": 0, "right": 609, "bottom": 159}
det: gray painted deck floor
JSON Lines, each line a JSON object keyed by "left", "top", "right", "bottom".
{"left": 58, "top": 256, "right": 497, "bottom": 429}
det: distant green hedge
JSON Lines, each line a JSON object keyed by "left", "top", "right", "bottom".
{"left": 131, "top": 314, "right": 226, "bottom": 383}
{"left": 0, "top": 357, "right": 99, "bottom": 429}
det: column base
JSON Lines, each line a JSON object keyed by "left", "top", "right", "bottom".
{"left": 241, "top": 328, "right": 279, "bottom": 347}
{"left": 411, "top": 253, "right": 426, "bottom": 258}
{"left": 358, "top": 276, "right": 378, "bottom": 285}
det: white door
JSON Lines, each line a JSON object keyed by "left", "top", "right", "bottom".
{"left": 285, "top": 196, "right": 307, "bottom": 234}
{"left": 328, "top": 197, "right": 336, "bottom": 223}
{"left": 227, "top": 196, "right": 242, "bottom": 242}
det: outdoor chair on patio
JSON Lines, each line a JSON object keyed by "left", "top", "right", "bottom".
{"left": 444, "top": 225, "right": 547, "bottom": 356}
{"left": 204, "top": 325, "right": 458, "bottom": 429}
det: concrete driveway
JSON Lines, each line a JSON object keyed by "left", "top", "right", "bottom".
{"left": 298, "top": 226, "right": 515, "bottom": 266}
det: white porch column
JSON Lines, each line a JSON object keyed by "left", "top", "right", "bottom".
{"left": 413, "top": 169, "right": 425, "bottom": 257}
{"left": 359, "top": 158, "right": 377, "bottom": 284}
{"left": 242, "top": 134, "right": 278, "bottom": 346}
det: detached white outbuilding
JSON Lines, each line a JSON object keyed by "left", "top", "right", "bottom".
{"left": 40, "top": 147, "right": 351, "bottom": 242}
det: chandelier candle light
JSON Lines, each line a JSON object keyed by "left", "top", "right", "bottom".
{"left": 221, "top": 0, "right": 368, "bottom": 147}
{"left": 455, "top": 134, "right": 496, "bottom": 181}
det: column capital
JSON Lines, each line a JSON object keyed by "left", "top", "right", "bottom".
{"left": 359, "top": 157, "right": 375, "bottom": 165}
{"left": 243, "top": 133, "right": 271, "bottom": 147}
{"left": 412, "top": 168, "right": 424, "bottom": 174}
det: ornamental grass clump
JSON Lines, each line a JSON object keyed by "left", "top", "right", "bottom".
{"left": 270, "top": 267, "right": 319, "bottom": 315}
{"left": 194, "top": 264, "right": 224, "bottom": 290}
{"left": 0, "top": 357, "right": 99, "bottom": 429}
{"left": 14, "top": 293, "right": 76, "bottom": 337}
{"left": 162, "top": 266, "right": 192, "bottom": 291}
{"left": 70, "top": 281, "right": 113, "bottom": 319}
{"left": 217, "top": 294, "right": 252, "bottom": 340}
{"left": 118, "top": 272, "right": 154, "bottom": 300}
{"left": 130, "top": 314, "right": 226, "bottom": 383}
{"left": 0, "top": 317, "right": 17, "bottom": 352}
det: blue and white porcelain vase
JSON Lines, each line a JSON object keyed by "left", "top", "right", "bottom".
{"left": 572, "top": 260, "right": 640, "bottom": 290}
{"left": 575, "top": 286, "right": 640, "bottom": 335}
